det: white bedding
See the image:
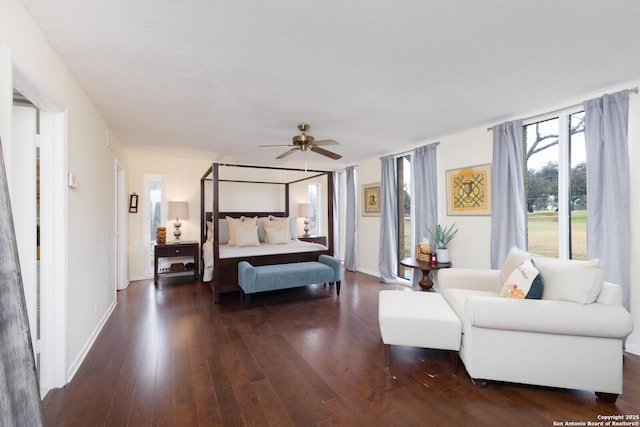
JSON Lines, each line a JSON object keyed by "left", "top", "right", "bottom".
{"left": 201, "top": 239, "right": 327, "bottom": 281}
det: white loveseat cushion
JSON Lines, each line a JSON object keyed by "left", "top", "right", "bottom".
{"left": 499, "top": 246, "right": 530, "bottom": 283}
{"left": 499, "top": 246, "right": 605, "bottom": 305}
{"left": 533, "top": 256, "right": 604, "bottom": 304}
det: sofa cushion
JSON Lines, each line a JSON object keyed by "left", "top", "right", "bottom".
{"left": 499, "top": 246, "right": 531, "bottom": 284}
{"left": 533, "top": 256, "right": 604, "bottom": 304}
{"left": 500, "top": 258, "right": 544, "bottom": 299}
{"left": 441, "top": 288, "right": 499, "bottom": 326}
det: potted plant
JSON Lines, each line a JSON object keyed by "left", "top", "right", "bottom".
{"left": 425, "top": 223, "right": 458, "bottom": 263}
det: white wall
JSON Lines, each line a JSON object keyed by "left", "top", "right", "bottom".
{"left": 0, "top": 0, "right": 127, "bottom": 381}
{"left": 126, "top": 148, "right": 214, "bottom": 280}
{"left": 354, "top": 82, "right": 640, "bottom": 354}
{"left": 436, "top": 127, "right": 493, "bottom": 269}
{"left": 356, "top": 157, "right": 382, "bottom": 276}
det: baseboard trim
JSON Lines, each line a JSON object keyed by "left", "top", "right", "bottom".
{"left": 356, "top": 267, "right": 380, "bottom": 278}
{"left": 625, "top": 343, "right": 640, "bottom": 356}
{"left": 65, "top": 299, "right": 117, "bottom": 382}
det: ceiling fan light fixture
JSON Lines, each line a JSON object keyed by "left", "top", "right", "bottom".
{"left": 262, "top": 123, "right": 341, "bottom": 161}
{"left": 293, "top": 134, "right": 314, "bottom": 144}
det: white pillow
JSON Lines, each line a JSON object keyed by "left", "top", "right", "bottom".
{"left": 257, "top": 216, "right": 268, "bottom": 242}
{"left": 268, "top": 215, "right": 297, "bottom": 240}
{"left": 261, "top": 218, "right": 291, "bottom": 244}
{"left": 499, "top": 246, "right": 531, "bottom": 284}
{"left": 207, "top": 219, "right": 230, "bottom": 244}
{"left": 264, "top": 225, "right": 292, "bottom": 245}
{"left": 534, "top": 256, "right": 604, "bottom": 304}
{"left": 234, "top": 225, "right": 260, "bottom": 247}
{"left": 226, "top": 216, "right": 257, "bottom": 246}
{"left": 218, "top": 219, "right": 230, "bottom": 244}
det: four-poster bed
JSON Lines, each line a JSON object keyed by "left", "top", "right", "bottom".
{"left": 200, "top": 163, "right": 335, "bottom": 303}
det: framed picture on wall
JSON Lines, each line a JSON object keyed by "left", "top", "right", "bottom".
{"left": 129, "top": 193, "right": 138, "bottom": 213}
{"left": 362, "top": 183, "right": 381, "bottom": 216}
{"left": 446, "top": 164, "right": 491, "bottom": 216}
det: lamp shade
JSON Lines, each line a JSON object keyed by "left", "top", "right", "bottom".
{"left": 298, "top": 203, "right": 312, "bottom": 218}
{"left": 168, "top": 201, "right": 189, "bottom": 220}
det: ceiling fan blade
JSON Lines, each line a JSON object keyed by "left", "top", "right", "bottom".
{"left": 310, "top": 145, "right": 342, "bottom": 160}
{"left": 276, "top": 148, "right": 299, "bottom": 159}
{"left": 313, "top": 139, "right": 339, "bottom": 146}
{"left": 259, "top": 144, "right": 295, "bottom": 147}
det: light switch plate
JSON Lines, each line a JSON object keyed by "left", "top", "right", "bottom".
{"left": 68, "top": 172, "right": 79, "bottom": 188}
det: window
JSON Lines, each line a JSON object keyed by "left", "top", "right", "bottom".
{"left": 397, "top": 155, "right": 412, "bottom": 279}
{"left": 143, "top": 174, "right": 167, "bottom": 275}
{"left": 307, "top": 183, "right": 320, "bottom": 236}
{"left": 524, "top": 109, "right": 586, "bottom": 259}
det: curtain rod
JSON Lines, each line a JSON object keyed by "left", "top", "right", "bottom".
{"left": 379, "top": 141, "right": 440, "bottom": 160}
{"left": 487, "top": 87, "right": 638, "bottom": 131}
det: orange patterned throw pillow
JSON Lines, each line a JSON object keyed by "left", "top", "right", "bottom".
{"left": 500, "top": 258, "right": 544, "bottom": 299}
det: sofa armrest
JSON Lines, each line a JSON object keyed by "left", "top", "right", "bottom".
{"left": 464, "top": 297, "right": 633, "bottom": 339}
{"left": 319, "top": 255, "right": 342, "bottom": 282}
{"left": 438, "top": 268, "right": 502, "bottom": 293}
{"left": 596, "top": 281, "right": 623, "bottom": 305}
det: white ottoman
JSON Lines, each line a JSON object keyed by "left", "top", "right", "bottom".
{"left": 378, "top": 290, "right": 462, "bottom": 371}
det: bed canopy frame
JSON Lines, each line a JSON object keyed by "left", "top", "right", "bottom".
{"left": 200, "top": 163, "right": 335, "bottom": 303}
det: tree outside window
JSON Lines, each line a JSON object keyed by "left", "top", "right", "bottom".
{"left": 525, "top": 111, "right": 587, "bottom": 259}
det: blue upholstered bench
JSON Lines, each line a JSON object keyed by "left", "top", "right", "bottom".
{"left": 237, "top": 255, "right": 342, "bottom": 308}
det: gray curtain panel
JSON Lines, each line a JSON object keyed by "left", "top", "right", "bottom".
{"left": 379, "top": 155, "right": 398, "bottom": 282}
{"left": 344, "top": 166, "right": 357, "bottom": 271}
{"left": 332, "top": 171, "right": 341, "bottom": 260}
{"left": 583, "top": 90, "right": 630, "bottom": 310}
{"left": 490, "top": 120, "right": 526, "bottom": 269}
{"left": 412, "top": 143, "right": 438, "bottom": 285}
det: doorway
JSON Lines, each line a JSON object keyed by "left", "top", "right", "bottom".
{"left": 116, "top": 160, "right": 128, "bottom": 290}
{"left": 13, "top": 65, "right": 68, "bottom": 394}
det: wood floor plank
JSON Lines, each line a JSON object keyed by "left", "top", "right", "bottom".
{"left": 208, "top": 351, "right": 243, "bottom": 426}
{"left": 42, "top": 273, "right": 640, "bottom": 426}
{"left": 252, "top": 348, "right": 324, "bottom": 426}
{"left": 250, "top": 378, "right": 296, "bottom": 427}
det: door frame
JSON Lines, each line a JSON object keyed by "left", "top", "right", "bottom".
{"left": 13, "top": 64, "right": 68, "bottom": 391}
{"left": 115, "top": 159, "right": 128, "bottom": 290}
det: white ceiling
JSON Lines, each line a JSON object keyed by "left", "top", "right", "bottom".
{"left": 19, "top": 0, "right": 640, "bottom": 170}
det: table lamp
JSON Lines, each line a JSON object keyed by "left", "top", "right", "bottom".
{"left": 298, "top": 203, "right": 313, "bottom": 238}
{"left": 168, "top": 201, "right": 189, "bottom": 243}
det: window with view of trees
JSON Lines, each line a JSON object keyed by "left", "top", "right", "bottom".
{"left": 143, "top": 173, "right": 167, "bottom": 275}
{"left": 397, "top": 155, "right": 412, "bottom": 280}
{"left": 307, "top": 183, "right": 320, "bottom": 236}
{"left": 525, "top": 110, "right": 587, "bottom": 259}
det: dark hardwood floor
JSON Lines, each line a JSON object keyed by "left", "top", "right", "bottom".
{"left": 43, "top": 271, "right": 640, "bottom": 426}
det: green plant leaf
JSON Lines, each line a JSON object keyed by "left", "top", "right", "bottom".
{"left": 425, "top": 222, "right": 458, "bottom": 249}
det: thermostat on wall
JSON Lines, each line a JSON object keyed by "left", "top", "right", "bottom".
{"left": 68, "top": 172, "right": 79, "bottom": 188}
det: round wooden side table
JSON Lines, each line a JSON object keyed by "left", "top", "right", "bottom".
{"left": 400, "top": 257, "right": 452, "bottom": 291}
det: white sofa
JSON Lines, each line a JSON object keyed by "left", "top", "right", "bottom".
{"left": 437, "top": 247, "right": 633, "bottom": 402}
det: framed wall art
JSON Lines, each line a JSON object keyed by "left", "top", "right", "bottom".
{"left": 446, "top": 164, "right": 491, "bottom": 216}
{"left": 362, "top": 182, "right": 381, "bottom": 216}
{"left": 129, "top": 193, "right": 139, "bottom": 213}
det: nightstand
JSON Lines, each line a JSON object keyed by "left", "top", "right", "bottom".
{"left": 154, "top": 241, "right": 199, "bottom": 284}
{"left": 298, "top": 236, "right": 327, "bottom": 246}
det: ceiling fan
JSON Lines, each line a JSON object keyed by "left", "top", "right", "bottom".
{"left": 260, "top": 124, "right": 342, "bottom": 160}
